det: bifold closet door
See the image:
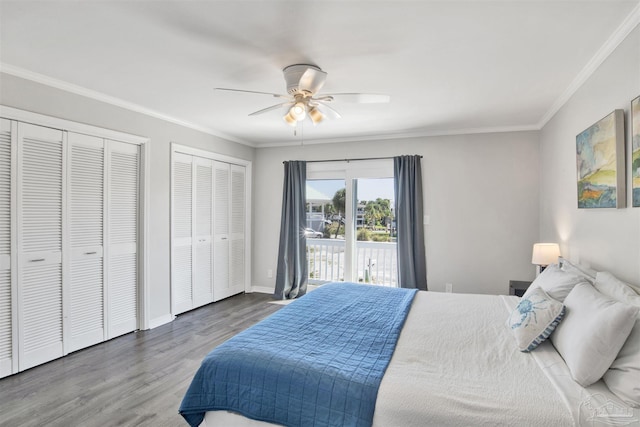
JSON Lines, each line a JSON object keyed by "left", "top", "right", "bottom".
{"left": 17, "top": 123, "right": 65, "bottom": 371}
{"left": 172, "top": 154, "right": 213, "bottom": 314}
{"left": 0, "top": 119, "right": 16, "bottom": 377}
{"left": 172, "top": 153, "right": 193, "bottom": 314}
{"left": 229, "top": 164, "right": 245, "bottom": 296}
{"left": 106, "top": 140, "right": 139, "bottom": 339}
{"left": 213, "top": 161, "right": 230, "bottom": 302}
{"left": 193, "top": 157, "right": 213, "bottom": 308}
{"left": 170, "top": 151, "right": 246, "bottom": 310}
{"left": 213, "top": 162, "right": 245, "bottom": 302}
{"left": 66, "top": 133, "right": 104, "bottom": 353}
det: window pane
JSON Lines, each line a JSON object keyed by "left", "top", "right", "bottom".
{"left": 355, "top": 178, "right": 397, "bottom": 286}
{"left": 306, "top": 179, "right": 345, "bottom": 283}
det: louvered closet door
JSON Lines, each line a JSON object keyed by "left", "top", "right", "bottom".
{"left": 17, "top": 123, "right": 64, "bottom": 371}
{"left": 193, "top": 157, "right": 213, "bottom": 308}
{"left": 172, "top": 153, "right": 193, "bottom": 314}
{"left": 106, "top": 140, "right": 139, "bottom": 339}
{"left": 66, "top": 133, "right": 104, "bottom": 353}
{"left": 213, "top": 161, "right": 230, "bottom": 302}
{"left": 0, "top": 119, "right": 16, "bottom": 378}
{"left": 229, "top": 164, "right": 246, "bottom": 296}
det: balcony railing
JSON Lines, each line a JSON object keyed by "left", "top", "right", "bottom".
{"left": 306, "top": 238, "right": 398, "bottom": 287}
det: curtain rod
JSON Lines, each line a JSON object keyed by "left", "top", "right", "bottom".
{"left": 283, "top": 155, "right": 423, "bottom": 164}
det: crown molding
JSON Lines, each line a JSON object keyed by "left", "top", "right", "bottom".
{"left": 537, "top": 2, "right": 640, "bottom": 129}
{"left": 0, "top": 63, "right": 256, "bottom": 148}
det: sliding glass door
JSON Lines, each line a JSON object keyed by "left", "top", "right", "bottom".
{"left": 306, "top": 160, "right": 396, "bottom": 286}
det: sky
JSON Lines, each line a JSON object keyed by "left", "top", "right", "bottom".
{"left": 307, "top": 178, "right": 394, "bottom": 203}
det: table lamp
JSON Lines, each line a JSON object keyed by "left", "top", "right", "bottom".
{"left": 532, "top": 243, "right": 560, "bottom": 276}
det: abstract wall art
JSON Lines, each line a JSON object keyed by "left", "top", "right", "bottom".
{"left": 576, "top": 109, "right": 625, "bottom": 209}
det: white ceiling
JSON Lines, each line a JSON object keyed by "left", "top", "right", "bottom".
{"left": 1, "top": 1, "right": 639, "bottom": 147}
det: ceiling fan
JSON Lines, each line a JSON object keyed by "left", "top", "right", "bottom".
{"left": 215, "top": 64, "right": 390, "bottom": 126}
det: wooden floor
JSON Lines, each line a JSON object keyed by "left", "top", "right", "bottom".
{"left": 0, "top": 292, "right": 281, "bottom": 427}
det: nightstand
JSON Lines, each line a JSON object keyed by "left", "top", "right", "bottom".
{"left": 509, "top": 280, "right": 532, "bottom": 297}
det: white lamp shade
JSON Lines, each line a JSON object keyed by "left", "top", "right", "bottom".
{"left": 531, "top": 243, "right": 560, "bottom": 266}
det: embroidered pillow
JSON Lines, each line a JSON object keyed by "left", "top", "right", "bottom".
{"left": 507, "top": 288, "right": 565, "bottom": 352}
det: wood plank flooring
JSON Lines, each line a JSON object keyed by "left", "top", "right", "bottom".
{"left": 0, "top": 292, "right": 281, "bottom": 427}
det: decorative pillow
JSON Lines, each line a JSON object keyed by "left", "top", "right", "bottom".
{"left": 596, "top": 272, "right": 640, "bottom": 407}
{"left": 560, "top": 258, "right": 596, "bottom": 284}
{"left": 522, "top": 264, "right": 586, "bottom": 302}
{"left": 550, "top": 283, "right": 640, "bottom": 387}
{"left": 507, "top": 288, "right": 565, "bottom": 352}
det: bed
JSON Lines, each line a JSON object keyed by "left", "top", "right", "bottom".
{"left": 179, "top": 262, "right": 640, "bottom": 427}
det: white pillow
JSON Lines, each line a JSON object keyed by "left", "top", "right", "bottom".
{"left": 507, "top": 287, "right": 565, "bottom": 352}
{"left": 596, "top": 272, "right": 640, "bottom": 407}
{"left": 560, "top": 258, "right": 596, "bottom": 284}
{"left": 550, "top": 283, "right": 639, "bottom": 387}
{"left": 523, "top": 264, "right": 586, "bottom": 302}
{"left": 596, "top": 271, "right": 640, "bottom": 300}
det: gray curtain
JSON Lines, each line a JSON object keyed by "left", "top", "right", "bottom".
{"left": 274, "top": 161, "right": 308, "bottom": 299}
{"left": 394, "top": 155, "right": 427, "bottom": 290}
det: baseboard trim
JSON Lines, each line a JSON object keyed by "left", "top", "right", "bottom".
{"left": 148, "top": 314, "right": 175, "bottom": 329}
{"left": 248, "top": 286, "right": 273, "bottom": 294}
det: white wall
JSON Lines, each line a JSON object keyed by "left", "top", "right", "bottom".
{"left": 253, "top": 132, "right": 541, "bottom": 295}
{"left": 539, "top": 26, "right": 640, "bottom": 285}
{"left": 0, "top": 73, "right": 255, "bottom": 324}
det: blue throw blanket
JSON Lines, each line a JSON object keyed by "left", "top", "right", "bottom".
{"left": 179, "top": 283, "right": 417, "bottom": 427}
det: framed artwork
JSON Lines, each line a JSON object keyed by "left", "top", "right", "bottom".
{"left": 576, "top": 109, "right": 625, "bottom": 209}
{"left": 633, "top": 96, "right": 640, "bottom": 207}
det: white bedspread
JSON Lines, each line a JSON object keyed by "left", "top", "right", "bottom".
{"left": 373, "top": 292, "right": 573, "bottom": 426}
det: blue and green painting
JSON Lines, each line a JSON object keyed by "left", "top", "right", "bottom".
{"left": 632, "top": 96, "right": 640, "bottom": 207}
{"left": 576, "top": 112, "right": 618, "bottom": 208}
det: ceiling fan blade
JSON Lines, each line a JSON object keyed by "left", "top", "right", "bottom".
{"left": 321, "top": 93, "right": 390, "bottom": 104}
{"left": 248, "top": 102, "right": 293, "bottom": 116}
{"left": 315, "top": 101, "right": 342, "bottom": 120}
{"left": 215, "top": 88, "right": 290, "bottom": 99}
{"left": 298, "top": 67, "right": 328, "bottom": 94}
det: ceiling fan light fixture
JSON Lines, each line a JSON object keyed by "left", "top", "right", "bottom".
{"left": 219, "top": 64, "right": 390, "bottom": 128}
{"left": 290, "top": 102, "right": 307, "bottom": 121}
{"left": 283, "top": 111, "right": 297, "bottom": 127}
{"left": 308, "top": 107, "right": 324, "bottom": 125}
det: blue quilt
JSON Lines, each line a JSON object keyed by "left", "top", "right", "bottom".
{"left": 179, "top": 283, "right": 417, "bottom": 427}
